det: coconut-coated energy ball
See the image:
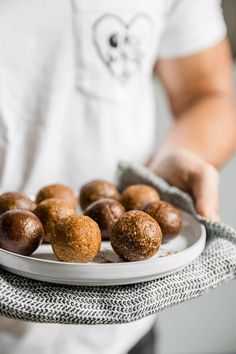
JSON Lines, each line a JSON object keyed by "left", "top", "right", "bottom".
{"left": 84, "top": 198, "right": 125, "bottom": 240}
{"left": 143, "top": 201, "right": 182, "bottom": 242}
{"left": 34, "top": 198, "right": 75, "bottom": 243}
{"left": 121, "top": 184, "right": 160, "bottom": 211}
{"left": 0, "top": 210, "right": 44, "bottom": 255}
{"left": 51, "top": 215, "right": 101, "bottom": 263}
{"left": 110, "top": 210, "right": 162, "bottom": 262}
{"left": 36, "top": 184, "right": 77, "bottom": 210}
{"left": 0, "top": 192, "right": 36, "bottom": 215}
{"left": 79, "top": 180, "right": 120, "bottom": 211}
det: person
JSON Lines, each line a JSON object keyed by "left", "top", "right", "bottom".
{"left": 0, "top": 0, "right": 236, "bottom": 353}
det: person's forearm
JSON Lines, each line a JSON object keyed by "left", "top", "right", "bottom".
{"left": 153, "top": 92, "right": 236, "bottom": 168}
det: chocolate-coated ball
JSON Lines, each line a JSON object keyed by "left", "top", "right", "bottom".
{"left": 36, "top": 184, "right": 77, "bottom": 210}
{"left": 79, "top": 180, "right": 120, "bottom": 210}
{"left": 84, "top": 198, "right": 125, "bottom": 240}
{"left": 0, "top": 192, "right": 36, "bottom": 215}
{"left": 143, "top": 201, "right": 182, "bottom": 242}
{"left": 34, "top": 198, "right": 75, "bottom": 243}
{"left": 0, "top": 210, "right": 44, "bottom": 255}
{"left": 121, "top": 184, "right": 160, "bottom": 211}
{"left": 51, "top": 215, "right": 101, "bottom": 263}
{"left": 110, "top": 210, "right": 162, "bottom": 261}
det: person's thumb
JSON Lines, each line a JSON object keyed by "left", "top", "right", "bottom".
{"left": 190, "top": 164, "right": 220, "bottom": 221}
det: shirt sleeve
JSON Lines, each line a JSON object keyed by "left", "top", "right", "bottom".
{"left": 158, "top": 0, "right": 227, "bottom": 58}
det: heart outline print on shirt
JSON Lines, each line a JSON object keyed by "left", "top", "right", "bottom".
{"left": 93, "top": 13, "right": 153, "bottom": 84}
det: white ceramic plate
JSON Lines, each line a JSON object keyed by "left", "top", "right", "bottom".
{"left": 0, "top": 211, "right": 206, "bottom": 286}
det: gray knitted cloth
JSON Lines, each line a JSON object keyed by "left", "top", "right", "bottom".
{"left": 0, "top": 162, "right": 236, "bottom": 324}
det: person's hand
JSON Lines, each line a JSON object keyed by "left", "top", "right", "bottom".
{"left": 148, "top": 148, "right": 220, "bottom": 221}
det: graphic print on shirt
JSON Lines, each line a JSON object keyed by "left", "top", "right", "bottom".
{"left": 93, "top": 13, "right": 153, "bottom": 83}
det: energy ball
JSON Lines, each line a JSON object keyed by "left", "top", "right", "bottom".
{"left": 51, "top": 215, "right": 101, "bottom": 263}
{"left": 0, "top": 192, "right": 36, "bottom": 215}
{"left": 110, "top": 210, "right": 162, "bottom": 262}
{"left": 79, "top": 180, "right": 120, "bottom": 210}
{"left": 34, "top": 198, "right": 75, "bottom": 243}
{"left": 36, "top": 184, "right": 77, "bottom": 210}
{"left": 143, "top": 201, "right": 182, "bottom": 242}
{"left": 84, "top": 198, "right": 125, "bottom": 240}
{"left": 0, "top": 210, "right": 44, "bottom": 255}
{"left": 121, "top": 184, "right": 160, "bottom": 211}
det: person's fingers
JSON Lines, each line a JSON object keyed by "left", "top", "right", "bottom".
{"left": 189, "top": 164, "right": 220, "bottom": 221}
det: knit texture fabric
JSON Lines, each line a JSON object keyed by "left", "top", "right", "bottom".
{"left": 0, "top": 162, "right": 235, "bottom": 324}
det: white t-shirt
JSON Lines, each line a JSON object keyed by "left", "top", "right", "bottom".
{"left": 0, "top": 0, "right": 226, "bottom": 353}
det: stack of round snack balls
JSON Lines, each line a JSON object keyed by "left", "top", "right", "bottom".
{"left": 0, "top": 180, "right": 182, "bottom": 263}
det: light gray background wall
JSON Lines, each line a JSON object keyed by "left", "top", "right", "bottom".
{"left": 154, "top": 67, "right": 236, "bottom": 354}
{"left": 223, "top": 0, "right": 236, "bottom": 58}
